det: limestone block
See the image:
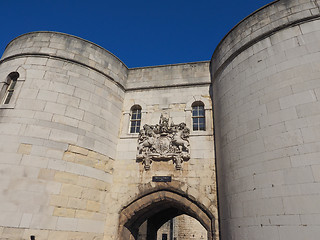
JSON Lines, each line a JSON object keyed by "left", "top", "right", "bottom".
{"left": 65, "top": 162, "right": 86, "bottom": 175}
{"left": 82, "top": 188, "right": 102, "bottom": 202}
{"left": 46, "top": 148, "right": 64, "bottom": 159}
{"left": 30, "top": 145, "right": 47, "bottom": 157}
{"left": 0, "top": 152, "right": 22, "bottom": 165}
{"left": 60, "top": 184, "right": 83, "bottom": 198}
{"left": 26, "top": 69, "right": 45, "bottom": 79}
{"left": 34, "top": 111, "right": 53, "bottom": 121}
{"left": 259, "top": 107, "right": 298, "bottom": 127}
{"left": 283, "top": 195, "right": 320, "bottom": 214}
{"left": 63, "top": 151, "right": 76, "bottom": 162}
{"left": 67, "top": 197, "right": 87, "bottom": 210}
{"left": 300, "top": 19, "right": 320, "bottom": 34}
{"left": 50, "top": 195, "right": 69, "bottom": 208}
{"left": 76, "top": 219, "right": 104, "bottom": 233}
{"left": 49, "top": 129, "right": 78, "bottom": 144}
{"left": 49, "top": 81, "right": 75, "bottom": 95}
{"left": 279, "top": 90, "right": 316, "bottom": 109}
{"left": 0, "top": 212, "right": 22, "bottom": 227}
{"left": 263, "top": 129, "right": 304, "bottom": 151}
{"left": 53, "top": 207, "right": 75, "bottom": 218}
{"left": 68, "top": 145, "right": 88, "bottom": 156}
{"left": 47, "top": 231, "right": 69, "bottom": 240}
{"left": 300, "top": 214, "right": 320, "bottom": 225}
{"left": 44, "top": 181, "right": 61, "bottom": 195}
{"left": 262, "top": 214, "right": 301, "bottom": 226}
{"left": 19, "top": 88, "right": 38, "bottom": 100}
{"left": 239, "top": 139, "right": 265, "bottom": 159}
{"left": 23, "top": 229, "right": 50, "bottom": 239}
{"left": 54, "top": 171, "right": 79, "bottom": 184}
{"left": 24, "top": 125, "right": 51, "bottom": 139}
{"left": 37, "top": 89, "right": 59, "bottom": 102}
{"left": 296, "top": 101, "right": 320, "bottom": 118}
{"left": 0, "top": 202, "right": 18, "bottom": 212}
{"left": 74, "top": 88, "right": 91, "bottom": 101}
{"left": 44, "top": 102, "right": 66, "bottom": 115}
{"left": 301, "top": 125, "right": 320, "bottom": 143}
{"left": 44, "top": 139, "right": 68, "bottom": 151}
{"left": 21, "top": 155, "right": 49, "bottom": 168}
{"left": 52, "top": 115, "right": 79, "bottom": 127}
{"left": 65, "top": 106, "right": 85, "bottom": 120}
{"left": 44, "top": 71, "right": 69, "bottom": 84}
{"left": 87, "top": 200, "right": 101, "bottom": 212}
{"left": 38, "top": 169, "right": 56, "bottom": 181}
{"left": 77, "top": 176, "right": 108, "bottom": 191}
{"left": 57, "top": 93, "right": 80, "bottom": 108}
{"left": 0, "top": 227, "right": 24, "bottom": 239}
{"left": 283, "top": 166, "right": 314, "bottom": 184}
{"left": 278, "top": 226, "right": 320, "bottom": 240}
{"left": 56, "top": 217, "right": 78, "bottom": 231}
{"left": 69, "top": 76, "right": 95, "bottom": 93}
{"left": 48, "top": 159, "right": 67, "bottom": 172}
{"left": 243, "top": 197, "right": 284, "bottom": 217}
{"left": 84, "top": 165, "right": 112, "bottom": 183}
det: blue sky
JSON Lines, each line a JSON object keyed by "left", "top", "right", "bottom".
{"left": 0, "top": 0, "right": 274, "bottom": 68}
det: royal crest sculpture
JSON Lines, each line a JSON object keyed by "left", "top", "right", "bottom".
{"left": 136, "top": 114, "right": 190, "bottom": 170}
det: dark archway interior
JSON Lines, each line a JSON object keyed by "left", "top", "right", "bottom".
{"left": 123, "top": 199, "right": 210, "bottom": 240}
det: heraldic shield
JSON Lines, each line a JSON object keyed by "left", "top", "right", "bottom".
{"left": 136, "top": 114, "right": 190, "bottom": 170}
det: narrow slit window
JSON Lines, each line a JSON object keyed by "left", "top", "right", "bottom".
{"left": 130, "top": 105, "right": 142, "bottom": 133}
{"left": 192, "top": 101, "right": 205, "bottom": 131}
{"left": 162, "top": 234, "right": 168, "bottom": 240}
{"left": 2, "top": 72, "right": 19, "bottom": 104}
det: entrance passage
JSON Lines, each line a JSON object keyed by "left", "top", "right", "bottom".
{"left": 118, "top": 190, "right": 215, "bottom": 240}
{"left": 156, "top": 214, "right": 207, "bottom": 240}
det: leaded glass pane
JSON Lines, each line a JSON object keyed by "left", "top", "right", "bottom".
{"left": 199, "top": 107, "right": 205, "bottom": 116}
{"left": 4, "top": 92, "right": 13, "bottom": 104}
{"left": 192, "top": 102, "right": 205, "bottom": 131}
{"left": 9, "top": 80, "right": 16, "bottom": 90}
{"left": 130, "top": 107, "right": 142, "bottom": 133}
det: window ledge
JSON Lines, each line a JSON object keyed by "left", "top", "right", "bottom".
{"left": 190, "top": 131, "right": 213, "bottom": 137}
{"left": 0, "top": 104, "right": 15, "bottom": 109}
{"left": 119, "top": 133, "right": 139, "bottom": 139}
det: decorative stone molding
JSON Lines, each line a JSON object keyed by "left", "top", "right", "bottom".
{"left": 136, "top": 114, "right": 190, "bottom": 170}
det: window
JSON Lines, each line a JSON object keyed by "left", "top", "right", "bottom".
{"left": 192, "top": 101, "right": 205, "bottom": 131}
{"left": 1, "top": 72, "right": 19, "bottom": 104}
{"left": 130, "top": 105, "right": 142, "bottom": 133}
{"left": 162, "top": 234, "right": 168, "bottom": 240}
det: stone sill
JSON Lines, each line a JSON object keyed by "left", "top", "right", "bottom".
{"left": 0, "top": 104, "right": 15, "bottom": 109}
{"left": 119, "top": 134, "right": 139, "bottom": 139}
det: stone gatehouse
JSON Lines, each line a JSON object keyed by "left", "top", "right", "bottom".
{"left": 1, "top": 0, "right": 320, "bottom": 240}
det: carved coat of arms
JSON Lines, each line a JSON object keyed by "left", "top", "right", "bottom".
{"left": 136, "top": 114, "right": 190, "bottom": 170}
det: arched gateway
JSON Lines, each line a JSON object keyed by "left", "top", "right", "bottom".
{"left": 119, "top": 189, "right": 215, "bottom": 240}
{"left": 0, "top": 32, "right": 218, "bottom": 240}
{"left": 2, "top": 1, "right": 320, "bottom": 239}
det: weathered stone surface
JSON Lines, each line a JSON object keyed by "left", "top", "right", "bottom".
{"left": 2, "top": 1, "right": 319, "bottom": 239}
{"left": 211, "top": 1, "right": 320, "bottom": 239}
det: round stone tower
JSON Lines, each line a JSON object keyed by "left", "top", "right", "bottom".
{"left": 0, "top": 32, "right": 127, "bottom": 239}
{"left": 211, "top": 0, "right": 320, "bottom": 239}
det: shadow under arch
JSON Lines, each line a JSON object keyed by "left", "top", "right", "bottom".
{"left": 118, "top": 189, "right": 215, "bottom": 240}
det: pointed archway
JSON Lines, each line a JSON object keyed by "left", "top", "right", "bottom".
{"left": 118, "top": 189, "right": 215, "bottom": 240}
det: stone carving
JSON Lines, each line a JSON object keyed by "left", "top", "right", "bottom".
{"left": 137, "top": 114, "right": 190, "bottom": 170}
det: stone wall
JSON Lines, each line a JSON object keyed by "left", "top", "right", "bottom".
{"left": 113, "top": 62, "right": 218, "bottom": 239}
{"left": 0, "top": 32, "right": 125, "bottom": 239}
{"left": 156, "top": 214, "right": 207, "bottom": 240}
{"left": 211, "top": 0, "right": 320, "bottom": 239}
{"left": 0, "top": 32, "right": 219, "bottom": 240}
